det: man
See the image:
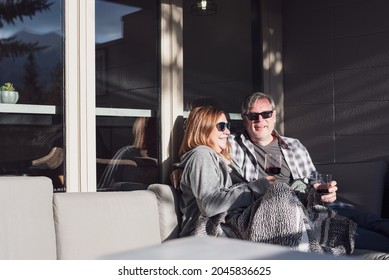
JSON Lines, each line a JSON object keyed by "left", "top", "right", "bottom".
{"left": 229, "top": 92, "right": 389, "bottom": 253}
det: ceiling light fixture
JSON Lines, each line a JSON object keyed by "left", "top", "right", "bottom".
{"left": 191, "top": 0, "right": 217, "bottom": 16}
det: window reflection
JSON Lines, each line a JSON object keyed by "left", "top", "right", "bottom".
{"left": 95, "top": 0, "right": 160, "bottom": 191}
{"left": 97, "top": 117, "right": 158, "bottom": 191}
{"left": 0, "top": 0, "right": 63, "bottom": 106}
{"left": 95, "top": 0, "right": 159, "bottom": 110}
{"left": 0, "top": 0, "right": 65, "bottom": 192}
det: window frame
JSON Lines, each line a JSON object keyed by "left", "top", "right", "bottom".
{"left": 65, "top": 0, "right": 96, "bottom": 192}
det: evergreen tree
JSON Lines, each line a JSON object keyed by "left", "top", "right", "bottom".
{"left": 45, "top": 61, "right": 63, "bottom": 105}
{"left": 22, "top": 52, "right": 42, "bottom": 103}
{"left": 0, "top": 0, "right": 53, "bottom": 62}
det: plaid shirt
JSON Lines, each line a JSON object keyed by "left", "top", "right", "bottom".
{"left": 229, "top": 131, "right": 316, "bottom": 182}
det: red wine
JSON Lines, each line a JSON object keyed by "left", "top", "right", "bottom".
{"left": 317, "top": 188, "right": 329, "bottom": 194}
{"left": 266, "top": 167, "right": 281, "bottom": 175}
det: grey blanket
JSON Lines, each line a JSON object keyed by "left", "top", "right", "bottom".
{"left": 194, "top": 181, "right": 357, "bottom": 255}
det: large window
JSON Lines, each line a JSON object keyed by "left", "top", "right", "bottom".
{"left": 0, "top": 0, "right": 65, "bottom": 191}
{"left": 94, "top": 0, "right": 160, "bottom": 191}
{"left": 0, "top": 0, "right": 266, "bottom": 192}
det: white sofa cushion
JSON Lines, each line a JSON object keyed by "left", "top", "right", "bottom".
{"left": 0, "top": 176, "right": 57, "bottom": 260}
{"left": 53, "top": 190, "right": 161, "bottom": 259}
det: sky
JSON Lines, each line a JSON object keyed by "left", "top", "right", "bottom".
{"left": 95, "top": 0, "right": 140, "bottom": 43}
{"left": 0, "top": 0, "right": 140, "bottom": 43}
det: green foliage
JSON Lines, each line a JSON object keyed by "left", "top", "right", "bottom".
{"left": 0, "top": 37, "right": 46, "bottom": 61}
{"left": 0, "top": 0, "right": 53, "bottom": 28}
{"left": 0, "top": 82, "right": 16, "bottom": 91}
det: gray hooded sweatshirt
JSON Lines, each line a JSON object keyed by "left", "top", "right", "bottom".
{"left": 176, "top": 145, "right": 270, "bottom": 237}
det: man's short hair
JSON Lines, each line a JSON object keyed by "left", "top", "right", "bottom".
{"left": 241, "top": 92, "right": 276, "bottom": 114}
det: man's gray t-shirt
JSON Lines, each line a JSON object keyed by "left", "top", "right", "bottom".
{"left": 252, "top": 140, "right": 292, "bottom": 184}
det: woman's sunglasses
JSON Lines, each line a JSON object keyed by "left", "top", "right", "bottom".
{"left": 243, "top": 110, "right": 274, "bottom": 121}
{"left": 216, "top": 122, "right": 231, "bottom": 132}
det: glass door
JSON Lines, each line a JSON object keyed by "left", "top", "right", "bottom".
{"left": 94, "top": 0, "right": 160, "bottom": 191}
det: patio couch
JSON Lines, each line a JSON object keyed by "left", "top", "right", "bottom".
{"left": 0, "top": 160, "right": 388, "bottom": 260}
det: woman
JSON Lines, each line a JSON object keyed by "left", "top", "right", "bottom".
{"left": 177, "top": 106, "right": 272, "bottom": 238}
{"left": 176, "top": 106, "right": 356, "bottom": 255}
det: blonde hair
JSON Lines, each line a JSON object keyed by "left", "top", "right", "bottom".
{"left": 179, "top": 106, "right": 230, "bottom": 160}
{"left": 132, "top": 117, "right": 147, "bottom": 149}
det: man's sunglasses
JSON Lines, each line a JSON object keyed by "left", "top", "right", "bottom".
{"left": 243, "top": 110, "right": 274, "bottom": 121}
{"left": 216, "top": 122, "right": 231, "bottom": 132}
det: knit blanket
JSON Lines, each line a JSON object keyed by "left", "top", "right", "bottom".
{"left": 194, "top": 181, "right": 357, "bottom": 255}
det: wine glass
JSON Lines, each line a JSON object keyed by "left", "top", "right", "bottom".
{"left": 316, "top": 173, "right": 332, "bottom": 194}
{"left": 264, "top": 154, "right": 282, "bottom": 175}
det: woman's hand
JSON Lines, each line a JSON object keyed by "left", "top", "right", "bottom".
{"left": 313, "top": 180, "right": 338, "bottom": 203}
{"left": 266, "top": 176, "right": 276, "bottom": 187}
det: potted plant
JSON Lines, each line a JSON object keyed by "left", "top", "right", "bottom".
{"left": 0, "top": 82, "right": 19, "bottom": 104}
